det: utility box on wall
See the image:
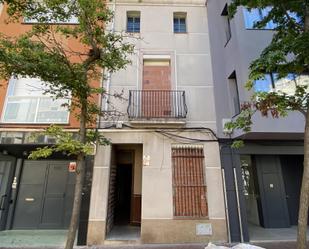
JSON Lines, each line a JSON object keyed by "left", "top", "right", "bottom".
{"left": 196, "top": 223, "right": 213, "bottom": 236}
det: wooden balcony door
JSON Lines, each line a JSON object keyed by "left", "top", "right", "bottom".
{"left": 142, "top": 59, "right": 171, "bottom": 118}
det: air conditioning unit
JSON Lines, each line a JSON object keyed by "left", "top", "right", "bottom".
{"left": 1, "top": 137, "right": 14, "bottom": 144}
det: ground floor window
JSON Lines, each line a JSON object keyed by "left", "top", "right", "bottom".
{"left": 171, "top": 145, "right": 208, "bottom": 218}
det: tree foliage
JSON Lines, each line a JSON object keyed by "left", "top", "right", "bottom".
{"left": 28, "top": 126, "right": 110, "bottom": 159}
{"left": 226, "top": 0, "right": 309, "bottom": 144}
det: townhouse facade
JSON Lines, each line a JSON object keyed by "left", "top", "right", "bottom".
{"left": 87, "top": 0, "right": 227, "bottom": 244}
{"left": 207, "top": 0, "right": 306, "bottom": 243}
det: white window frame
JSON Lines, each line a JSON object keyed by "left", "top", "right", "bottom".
{"left": 126, "top": 11, "right": 141, "bottom": 33}
{"left": 1, "top": 77, "right": 71, "bottom": 124}
{"left": 173, "top": 12, "right": 187, "bottom": 33}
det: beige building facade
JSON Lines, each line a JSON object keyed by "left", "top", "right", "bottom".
{"left": 87, "top": 0, "right": 227, "bottom": 245}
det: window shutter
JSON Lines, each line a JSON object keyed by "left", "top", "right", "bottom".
{"left": 172, "top": 145, "right": 208, "bottom": 218}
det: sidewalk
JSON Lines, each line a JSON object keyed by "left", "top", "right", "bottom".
{"left": 254, "top": 241, "right": 308, "bottom": 249}
{"left": 0, "top": 242, "right": 308, "bottom": 249}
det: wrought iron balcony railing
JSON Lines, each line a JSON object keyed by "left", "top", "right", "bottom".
{"left": 127, "top": 90, "right": 188, "bottom": 119}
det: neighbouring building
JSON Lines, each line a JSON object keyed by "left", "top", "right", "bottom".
{"left": 207, "top": 0, "right": 307, "bottom": 243}
{"left": 87, "top": 0, "right": 227, "bottom": 245}
{"left": 0, "top": 4, "right": 95, "bottom": 245}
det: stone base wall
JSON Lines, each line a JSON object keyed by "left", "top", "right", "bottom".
{"left": 87, "top": 220, "right": 106, "bottom": 245}
{"left": 87, "top": 219, "right": 227, "bottom": 245}
{"left": 141, "top": 219, "right": 227, "bottom": 244}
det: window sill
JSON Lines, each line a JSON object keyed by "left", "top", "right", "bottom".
{"left": 173, "top": 216, "right": 209, "bottom": 220}
{"left": 126, "top": 31, "right": 141, "bottom": 34}
{"left": 0, "top": 122, "right": 70, "bottom": 125}
{"left": 174, "top": 32, "right": 187, "bottom": 34}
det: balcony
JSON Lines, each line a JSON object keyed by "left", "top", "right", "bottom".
{"left": 127, "top": 90, "right": 187, "bottom": 124}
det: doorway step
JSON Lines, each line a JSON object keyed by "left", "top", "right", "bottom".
{"left": 105, "top": 225, "right": 141, "bottom": 245}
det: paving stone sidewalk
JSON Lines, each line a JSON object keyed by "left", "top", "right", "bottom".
{"left": 1, "top": 242, "right": 309, "bottom": 249}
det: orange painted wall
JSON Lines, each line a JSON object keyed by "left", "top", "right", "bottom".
{"left": 0, "top": 5, "right": 100, "bottom": 129}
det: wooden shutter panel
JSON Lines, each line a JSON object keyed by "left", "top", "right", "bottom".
{"left": 172, "top": 145, "right": 208, "bottom": 218}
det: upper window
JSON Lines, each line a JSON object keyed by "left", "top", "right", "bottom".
{"left": 243, "top": 7, "right": 301, "bottom": 30}
{"left": 254, "top": 73, "right": 309, "bottom": 95}
{"left": 254, "top": 74, "right": 274, "bottom": 92}
{"left": 228, "top": 71, "right": 240, "bottom": 116}
{"left": 2, "top": 77, "right": 70, "bottom": 124}
{"left": 126, "top": 11, "right": 140, "bottom": 33}
{"left": 173, "top": 12, "right": 187, "bottom": 33}
{"left": 243, "top": 7, "right": 276, "bottom": 29}
{"left": 221, "top": 4, "right": 232, "bottom": 44}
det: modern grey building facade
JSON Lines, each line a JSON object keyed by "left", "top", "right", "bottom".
{"left": 207, "top": 0, "right": 306, "bottom": 243}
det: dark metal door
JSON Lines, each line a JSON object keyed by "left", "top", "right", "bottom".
{"left": 13, "top": 160, "right": 75, "bottom": 229}
{"left": 0, "top": 159, "right": 14, "bottom": 230}
{"left": 255, "top": 155, "right": 290, "bottom": 228}
{"left": 281, "top": 155, "right": 304, "bottom": 225}
{"left": 40, "top": 162, "right": 73, "bottom": 228}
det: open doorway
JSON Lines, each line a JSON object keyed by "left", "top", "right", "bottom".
{"left": 106, "top": 145, "right": 142, "bottom": 241}
{"left": 241, "top": 154, "right": 308, "bottom": 242}
{"left": 114, "top": 164, "right": 132, "bottom": 225}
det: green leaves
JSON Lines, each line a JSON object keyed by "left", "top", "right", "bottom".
{"left": 28, "top": 125, "right": 110, "bottom": 159}
{"left": 224, "top": 102, "right": 254, "bottom": 134}
{"left": 28, "top": 146, "right": 53, "bottom": 159}
{"left": 231, "top": 140, "right": 245, "bottom": 149}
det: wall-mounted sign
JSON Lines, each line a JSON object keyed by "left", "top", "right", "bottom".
{"left": 12, "top": 177, "right": 17, "bottom": 189}
{"left": 68, "top": 162, "right": 77, "bottom": 172}
{"left": 143, "top": 155, "right": 150, "bottom": 167}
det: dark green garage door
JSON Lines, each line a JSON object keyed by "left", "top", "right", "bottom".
{"left": 13, "top": 160, "right": 75, "bottom": 229}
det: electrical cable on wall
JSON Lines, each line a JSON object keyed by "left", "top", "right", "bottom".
{"left": 99, "top": 123, "right": 220, "bottom": 143}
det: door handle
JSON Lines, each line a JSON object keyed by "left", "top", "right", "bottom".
{"left": 0, "top": 194, "right": 7, "bottom": 210}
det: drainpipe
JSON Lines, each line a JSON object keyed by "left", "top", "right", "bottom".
{"left": 233, "top": 167, "right": 244, "bottom": 243}
{"left": 222, "top": 168, "right": 231, "bottom": 243}
{"left": 104, "top": 0, "right": 116, "bottom": 111}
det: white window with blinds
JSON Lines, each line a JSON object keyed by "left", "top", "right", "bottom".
{"left": 1, "top": 77, "right": 70, "bottom": 124}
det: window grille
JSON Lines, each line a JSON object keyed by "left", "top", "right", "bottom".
{"left": 172, "top": 145, "right": 208, "bottom": 218}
